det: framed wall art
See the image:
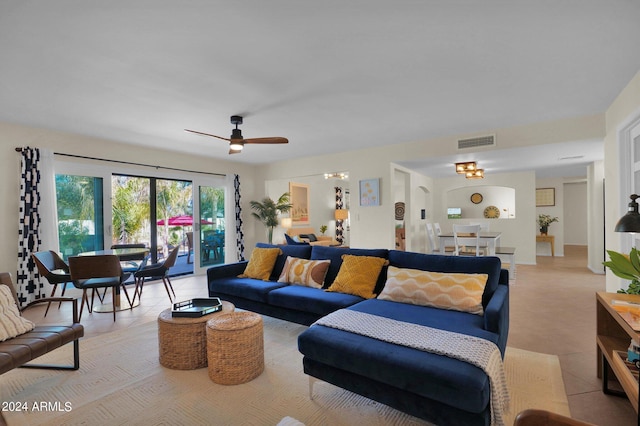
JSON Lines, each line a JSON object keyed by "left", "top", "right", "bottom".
{"left": 289, "top": 182, "right": 309, "bottom": 224}
{"left": 536, "top": 188, "right": 555, "bottom": 207}
{"left": 360, "top": 178, "right": 380, "bottom": 206}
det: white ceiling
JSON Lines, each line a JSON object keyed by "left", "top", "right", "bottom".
{"left": 1, "top": 1, "right": 639, "bottom": 177}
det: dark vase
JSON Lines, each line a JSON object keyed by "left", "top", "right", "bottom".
{"left": 540, "top": 226, "right": 548, "bottom": 235}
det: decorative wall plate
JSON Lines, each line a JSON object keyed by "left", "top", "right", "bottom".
{"left": 470, "top": 193, "right": 483, "bottom": 204}
{"left": 483, "top": 205, "right": 500, "bottom": 219}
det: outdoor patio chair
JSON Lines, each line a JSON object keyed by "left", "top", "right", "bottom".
{"left": 32, "top": 250, "right": 73, "bottom": 316}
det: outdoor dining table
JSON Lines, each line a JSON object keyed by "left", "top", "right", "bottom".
{"left": 438, "top": 231, "right": 502, "bottom": 256}
{"left": 77, "top": 247, "right": 149, "bottom": 312}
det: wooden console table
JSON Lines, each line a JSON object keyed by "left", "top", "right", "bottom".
{"left": 536, "top": 234, "right": 555, "bottom": 256}
{"left": 596, "top": 292, "right": 640, "bottom": 420}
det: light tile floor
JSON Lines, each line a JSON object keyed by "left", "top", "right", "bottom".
{"left": 19, "top": 246, "right": 637, "bottom": 425}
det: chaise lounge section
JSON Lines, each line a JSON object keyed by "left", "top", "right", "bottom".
{"left": 207, "top": 244, "right": 509, "bottom": 425}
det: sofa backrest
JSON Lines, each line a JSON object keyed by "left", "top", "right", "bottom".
{"left": 387, "top": 250, "right": 502, "bottom": 308}
{"left": 256, "top": 243, "right": 313, "bottom": 281}
{"left": 310, "top": 246, "right": 389, "bottom": 290}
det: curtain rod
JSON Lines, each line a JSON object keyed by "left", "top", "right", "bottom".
{"left": 15, "top": 147, "right": 226, "bottom": 177}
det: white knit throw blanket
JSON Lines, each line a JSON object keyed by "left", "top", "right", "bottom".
{"left": 314, "top": 309, "right": 510, "bottom": 426}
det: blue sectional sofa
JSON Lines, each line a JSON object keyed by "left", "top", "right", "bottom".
{"left": 207, "top": 244, "right": 509, "bottom": 426}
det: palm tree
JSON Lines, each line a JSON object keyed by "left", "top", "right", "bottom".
{"left": 250, "top": 193, "right": 292, "bottom": 244}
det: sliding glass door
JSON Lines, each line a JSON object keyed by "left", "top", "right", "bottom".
{"left": 53, "top": 159, "right": 229, "bottom": 275}
{"left": 55, "top": 174, "right": 105, "bottom": 259}
{"left": 198, "top": 185, "right": 225, "bottom": 270}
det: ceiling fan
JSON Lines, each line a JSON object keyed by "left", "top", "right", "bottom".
{"left": 185, "top": 115, "right": 288, "bottom": 154}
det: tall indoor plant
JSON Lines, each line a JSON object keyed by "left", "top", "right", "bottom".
{"left": 250, "top": 192, "right": 292, "bottom": 244}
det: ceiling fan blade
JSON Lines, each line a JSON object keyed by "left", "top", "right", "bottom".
{"left": 184, "top": 129, "right": 231, "bottom": 142}
{"left": 243, "top": 137, "right": 289, "bottom": 145}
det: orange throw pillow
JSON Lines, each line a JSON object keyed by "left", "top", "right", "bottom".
{"left": 238, "top": 247, "right": 281, "bottom": 280}
{"left": 326, "top": 255, "right": 388, "bottom": 299}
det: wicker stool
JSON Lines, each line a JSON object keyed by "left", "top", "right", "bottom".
{"left": 206, "top": 312, "right": 264, "bottom": 385}
{"left": 157, "top": 301, "right": 235, "bottom": 370}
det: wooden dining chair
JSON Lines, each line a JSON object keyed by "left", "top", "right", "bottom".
{"left": 32, "top": 250, "right": 73, "bottom": 316}
{"left": 68, "top": 255, "right": 132, "bottom": 321}
{"left": 453, "top": 224, "right": 485, "bottom": 256}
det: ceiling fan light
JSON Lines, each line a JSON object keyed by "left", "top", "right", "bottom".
{"left": 229, "top": 142, "right": 244, "bottom": 151}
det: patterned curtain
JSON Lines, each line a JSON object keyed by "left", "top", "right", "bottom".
{"left": 335, "top": 186, "right": 344, "bottom": 244}
{"left": 234, "top": 174, "right": 245, "bottom": 261}
{"left": 17, "top": 147, "right": 45, "bottom": 306}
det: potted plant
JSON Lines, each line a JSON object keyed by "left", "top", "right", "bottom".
{"left": 250, "top": 192, "right": 292, "bottom": 244}
{"left": 537, "top": 214, "right": 559, "bottom": 235}
{"left": 603, "top": 248, "right": 640, "bottom": 294}
{"left": 319, "top": 225, "right": 328, "bottom": 235}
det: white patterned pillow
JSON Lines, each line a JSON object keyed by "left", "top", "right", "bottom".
{"left": 277, "top": 256, "right": 330, "bottom": 288}
{"left": 0, "top": 286, "right": 35, "bottom": 342}
{"left": 378, "top": 266, "right": 488, "bottom": 315}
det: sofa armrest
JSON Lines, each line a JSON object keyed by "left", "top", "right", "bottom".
{"left": 483, "top": 284, "right": 509, "bottom": 355}
{"left": 22, "top": 297, "right": 80, "bottom": 324}
{"left": 207, "top": 261, "right": 248, "bottom": 282}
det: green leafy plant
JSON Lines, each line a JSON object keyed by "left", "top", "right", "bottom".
{"left": 603, "top": 248, "right": 640, "bottom": 294}
{"left": 319, "top": 225, "right": 328, "bottom": 235}
{"left": 250, "top": 192, "right": 292, "bottom": 244}
{"left": 537, "top": 214, "right": 559, "bottom": 227}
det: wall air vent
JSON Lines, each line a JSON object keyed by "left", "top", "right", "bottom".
{"left": 457, "top": 135, "right": 496, "bottom": 150}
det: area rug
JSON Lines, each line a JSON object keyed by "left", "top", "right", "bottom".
{"left": 0, "top": 317, "right": 569, "bottom": 425}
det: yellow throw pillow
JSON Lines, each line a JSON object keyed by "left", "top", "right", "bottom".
{"left": 378, "top": 266, "right": 488, "bottom": 315}
{"left": 277, "top": 256, "right": 331, "bottom": 288}
{"left": 238, "top": 247, "right": 282, "bottom": 281}
{"left": 326, "top": 255, "right": 388, "bottom": 299}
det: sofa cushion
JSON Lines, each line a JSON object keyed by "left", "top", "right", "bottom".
{"left": 277, "top": 257, "right": 330, "bottom": 288}
{"left": 379, "top": 266, "right": 487, "bottom": 315}
{"left": 298, "top": 298, "right": 497, "bottom": 414}
{"left": 310, "top": 246, "right": 389, "bottom": 289}
{"left": 326, "top": 255, "right": 389, "bottom": 299}
{"left": 239, "top": 247, "right": 281, "bottom": 280}
{"left": 210, "top": 277, "right": 288, "bottom": 303}
{"left": 0, "top": 286, "right": 35, "bottom": 342}
{"left": 256, "top": 243, "right": 313, "bottom": 280}
{"left": 387, "top": 250, "right": 500, "bottom": 309}
{"left": 268, "top": 285, "right": 364, "bottom": 316}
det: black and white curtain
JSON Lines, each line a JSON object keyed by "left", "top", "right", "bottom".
{"left": 17, "top": 147, "right": 44, "bottom": 306}
{"left": 335, "top": 186, "right": 344, "bottom": 244}
{"left": 234, "top": 174, "right": 245, "bottom": 261}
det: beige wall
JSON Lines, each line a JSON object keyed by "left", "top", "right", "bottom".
{"left": 0, "top": 121, "right": 258, "bottom": 276}
{"left": 604, "top": 70, "right": 640, "bottom": 291}
{"left": 0, "top": 93, "right": 617, "bottom": 277}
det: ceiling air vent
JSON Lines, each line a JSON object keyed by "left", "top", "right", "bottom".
{"left": 457, "top": 135, "right": 496, "bottom": 150}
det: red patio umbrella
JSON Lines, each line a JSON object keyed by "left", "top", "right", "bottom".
{"left": 157, "top": 215, "right": 214, "bottom": 226}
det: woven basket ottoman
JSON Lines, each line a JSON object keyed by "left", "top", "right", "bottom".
{"left": 206, "top": 312, "right": 264, "bottom": 385}
{"left": 157, "top": 301, "right": 235, "bottom": 370}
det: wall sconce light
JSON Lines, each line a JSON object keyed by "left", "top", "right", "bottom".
{"left": 335, "top": 209, "right": 349, "bottom": 221}
{"left": 455, "top": 162, "right": 477, "bottom": 174}
{"left": 281, "top": 217, "right": 292, "bottom": 229}
{"left": 324, "top": 172, "right": 349, "bottom": 180}
{"left": 465, "top": 169, "right": 484, "bottom": 179}
{"left": 615, "top": 194, "right": 640, "bottom": 233}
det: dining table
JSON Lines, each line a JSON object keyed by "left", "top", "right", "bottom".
{"left": 77, "top": 247, "right": 149, "bottom": 312}
{"left": 438, "top": 231, "right": 502, "bottom": 256}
